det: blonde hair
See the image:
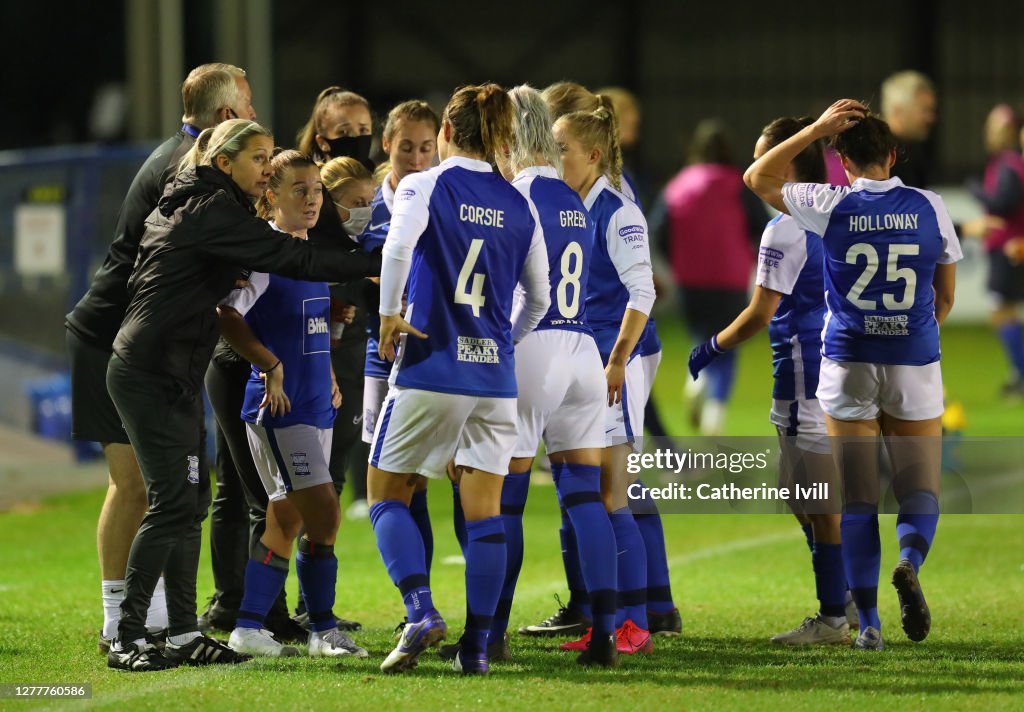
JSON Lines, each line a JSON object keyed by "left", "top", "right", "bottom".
{"left": 558, "top": 95, "right": 623, "bottom": 190}
{"left": 321, "top": 156, "right": 373, "bottom": 199}
{"left": 508, "top": 84, "right": 561, "bottom": 177}
{"left": 296, "top": 87, "right": 371, "bottom": 159}
{"left": 881, "top": 70, "right": 935, "bottom": 118}
{"left": 178, "top": 118, "right": 272, "bottom": 174}
{"left": 181, "top": 63, "right": 246, "bottom": 128}
{"left": 255, "top": 150, "right": 318, "bottom": 220}
{"left": 542, "top": 81, "right": 599, "bottom": 120}
{"left": 444, "top": 83, "right": 515, "bottom": 164}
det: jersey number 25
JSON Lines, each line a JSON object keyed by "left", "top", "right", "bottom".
{"left": 845, "top": 242, "right": 919, "bottom": 310}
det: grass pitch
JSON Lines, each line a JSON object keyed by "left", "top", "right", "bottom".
{"left": 0, "top": 321, "right": 1022, "bottom": 710}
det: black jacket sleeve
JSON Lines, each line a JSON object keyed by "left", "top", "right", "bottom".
{"left": 193, "top": 194, "right": 382, "bottom": 282}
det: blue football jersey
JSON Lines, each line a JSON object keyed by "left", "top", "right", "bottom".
{"left": 756, "top": 214, "right": 826, "bottom": 400}
{"left": 223, "top": 267, "right": 336, "bottom": 430}
{"left": 581, "top": 176, "right": 656, "bottom": 359}
{"left": 512, "top": 166, "right": 594, "bottom": 335}
{"left": 360, "top": 179, "right": 394, "bottom": 380}
{"left": 383, "top": 157, "right": 541, "bottom": 398}
{"left": 638, "top": 319, "right": 662, "bottom": 357}
{"left": 783, "top": 177, "right": 963, "bottom": 365}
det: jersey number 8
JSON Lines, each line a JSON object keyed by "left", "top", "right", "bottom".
{"left": 556, "top": 241, "right": 584, "bottom": 319}
{"left": 845, "top": 242, "right": 920, "bottom": 311}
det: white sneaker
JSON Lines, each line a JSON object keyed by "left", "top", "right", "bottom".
{"left": 346, "top": 499, "right": 370, "bottom": 521}
{"left": 770, "top": 615, "right": 851, "bottom": 646}
{"left": 228, "top": 627, "right": 300, "bottom": 657}
{"left": 309, "top": 628, "right": 369, "bottom": 658}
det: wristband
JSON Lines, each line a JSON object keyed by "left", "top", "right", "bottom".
{"left": 265, "top": 359, "right": 281, "bottom": 373}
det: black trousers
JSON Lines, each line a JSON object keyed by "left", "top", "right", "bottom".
{"left": 106, "top": 355, "right": 211, "bottom": 641}
{"left": 204, "top": 357, "right": 294, "bottom": 620}
{"left": 203, "top": 357, "right": 268, "bottom": 610}
{"left": 328, "top": 335, "right": 369, "bottom": 500}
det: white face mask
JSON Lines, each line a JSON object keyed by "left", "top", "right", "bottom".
{"left": 337, "top": 203, "right": 372, "bottom": 236}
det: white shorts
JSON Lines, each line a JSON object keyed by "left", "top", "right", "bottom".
{"left": 817, "top": 357, "right": 944, "bottom": 421}
{"left": 369, "top": 385, "right": 517, "bottom": 479}
{"left": 606, "top": 354, "right": 646, "bottom": 452}
{"left": 246, "top": 422, "right": 333, "bottom": 502}
{"left": 513, "top": 330, "right": 606, "bottom": 457}
{"left": 362, "top": 376, "right": 390, "bottom": 444}
{"left": 641, "top": 350, "right": 661, "bottom": 403}
{"left": 770, "top": 397, "right": 830, "bottom": 455}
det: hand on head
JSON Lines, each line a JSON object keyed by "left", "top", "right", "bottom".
{"left": 814, "top": 100, "right": 868, "bottom": 138}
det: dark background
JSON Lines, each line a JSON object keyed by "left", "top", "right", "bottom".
{"left": 6, "top": 0, "right": 1024, "bottom": 186}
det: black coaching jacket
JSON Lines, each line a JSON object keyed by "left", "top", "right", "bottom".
{"left": 113, "top": 165, "right": 381, "bottom": 391}
{"left": 66, "top": 128, "right": 196, "bottom": 349}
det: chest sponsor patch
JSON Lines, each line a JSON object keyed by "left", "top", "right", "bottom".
{"left": 303, "top": 297, "right": 331, "bottom": 355}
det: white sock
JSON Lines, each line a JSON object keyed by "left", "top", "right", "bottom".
{"left": 700, "top": 399, "right": 726, "bottom": 436}
{"left": 145, "top": 576, "right": 169, "bottom": 631}
{"left": 820, "top": 614, "right": 847, "bottom": 629}
{"left": 101, "top": 579, "right": 126, "bottom": 640}
{"left": 168, "top": 631, "right": 201, "bottom": 646}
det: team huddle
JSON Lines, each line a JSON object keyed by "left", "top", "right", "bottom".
{"left": 65, "top": 63, "right": 959, "bottom": 674}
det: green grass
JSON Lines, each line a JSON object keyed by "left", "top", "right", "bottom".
{"left": 1, "top": 321, "right": 1022, "bottom": 710}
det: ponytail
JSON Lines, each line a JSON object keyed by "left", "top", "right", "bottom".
{"left": 177, "top": 118, "right": 273, "bottom": 175}
{"left": 444, "top": 83, "right": 515, "bottom": 164}
{"left": 559, "top": 98, "right": 623, "bottom": 191}
{"left": 594, "top": 94, "right": 623, "bottom": 191}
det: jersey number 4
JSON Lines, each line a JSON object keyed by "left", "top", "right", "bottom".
{"left": 456, "top": 239, "right": 486, "bottom": 317}
{"left": 845, "top": 242, "right": 919, "bottom": 310}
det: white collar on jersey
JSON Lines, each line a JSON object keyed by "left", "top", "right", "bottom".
{"left": 582, "top": 174, "right": 610, "bottom": 211}
{"left": 851, "top": 176, "right": 905, "bottom": 192}
{"left": 440, "top": 155, "right": 493, "bottom": 172}
{"left": 513, "top": 165, "right": 560, "bottom": 182}
{"left": 381, "top": 171, "right": 396, "bottom": 213}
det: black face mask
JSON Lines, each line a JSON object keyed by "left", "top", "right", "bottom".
{"left": 324, "top": 134, "right": 372, "bottom": 165}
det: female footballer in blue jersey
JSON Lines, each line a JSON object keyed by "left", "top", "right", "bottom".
{"left": 217, "top": 150, "right": 368, "bottom": 660}
{"left": 745, "top": 100, "right": 961, "bottom": 650}
{"left": 366, "top": 83, "right": 550, "bottom": 675}
{"left": 690, "top": 117, "right": 852, "bottom": 646}
{"left": 353, "top": 101, "right": 440, "bottom": 560}
{"left": 448, "top": 84, "right": 620, "bottom": 666}
{"left": 553, "top": 100, "right": 658, "bottom": 655}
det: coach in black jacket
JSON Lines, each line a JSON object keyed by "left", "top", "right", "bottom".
{"left": 105, "top": 119, "right": 381, "bottom": 671}
{"left": 64, "top": 63, "right": 257, "bottom": 654}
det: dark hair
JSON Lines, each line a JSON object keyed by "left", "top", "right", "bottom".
{"left": 688, "top": 120, "right": 734, "bottom": 165}
{"left": 830, "top": 113, "right": 898, "bottom": 170}
{"left": 760, "top": 116, "right": 827, "bottom": 184}
{"left": 255, "top": 149, "right": 318, "bottom": 219}
{"left": 444, "top": 83, "right": 515, "bottom": 162}
{"left": 383, "top": 100, "right": 440, "bottom": 143}
{"left": 295, "top": 86, "right": 371, "bottom": 159}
